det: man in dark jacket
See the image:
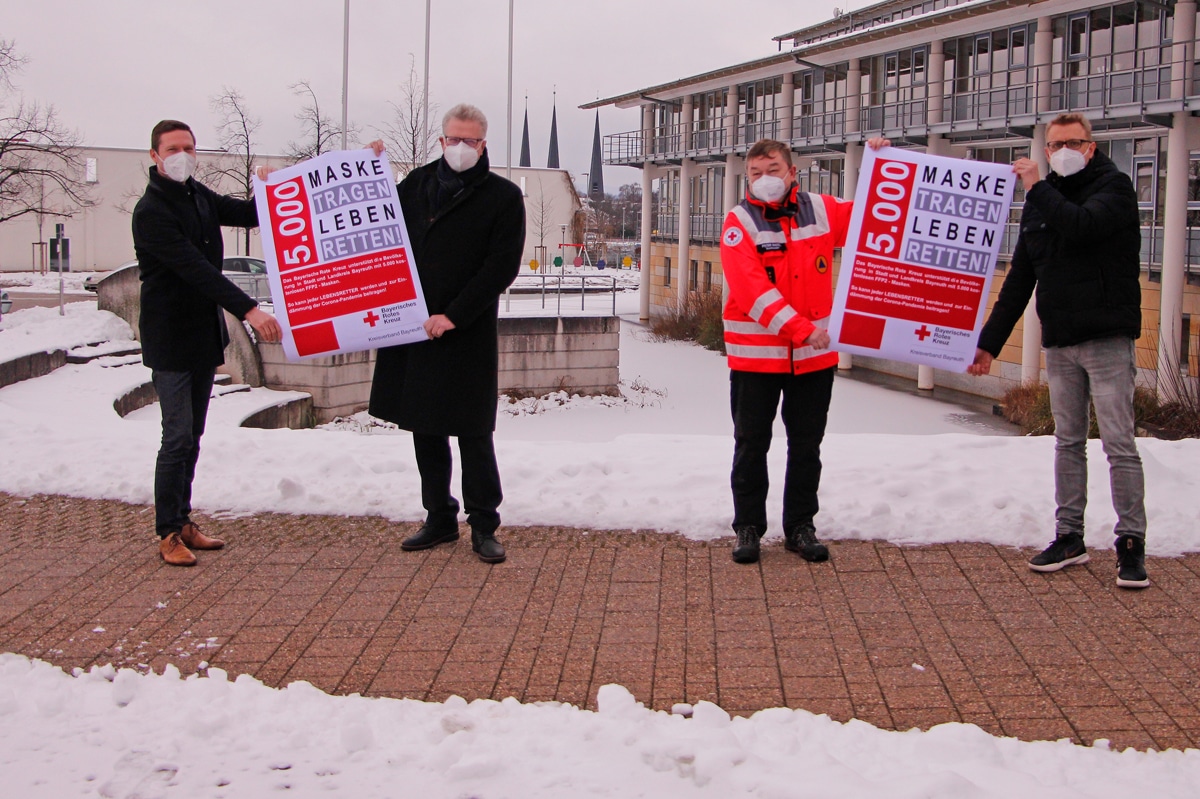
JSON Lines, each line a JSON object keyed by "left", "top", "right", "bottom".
{"left": 969, "top": 113, "right": 1148, "bottom": 589}
{"left": 133, "top": 119, "right": 281, "bottom": 567}
{"left": 368, "top": 104, "right": 525, "bottom": 564}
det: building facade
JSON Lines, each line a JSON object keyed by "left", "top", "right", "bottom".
{"left": 587, "top": 0, "right": 1200, "bottom": 397}
{"left": 0, "top": 148, "right": 579, "bottom": 278}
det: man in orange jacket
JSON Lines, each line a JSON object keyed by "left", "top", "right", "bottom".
{"left": 720, "top": 137, "right": 885, "bottom": 564}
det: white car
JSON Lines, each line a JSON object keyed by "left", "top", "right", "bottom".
{"left": 83, "top": 258, "right": 271, "bottom": 303}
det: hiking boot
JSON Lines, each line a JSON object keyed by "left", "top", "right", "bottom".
{"left": 1028, "top": 533, "right": 1089, "bottom": 573}
{"left": 401, "top": 523, "right": 460, "bottom": 551}
{"left": 159, "top": 532, "right": 196, "bottom": 567}
{"left": 784, "top": 523, "right": 830, "bottom": 563}
{"left": 180, "top": 521, "right": 224, "bottom": 550}
{"left": 731, "top": 526, "right": 762, "bottom": 564}
{"left": 1115, "top": 534, "right": 1150, "bottom": 589}
{"left": 471, "top": 529, "right": 507, "bottom": 564}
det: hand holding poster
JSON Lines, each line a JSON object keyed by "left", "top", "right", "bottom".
{"left": 253, "top": 150, "right": 429, "bottom": 360}
{"left": 828, "top": 146, "right": 1016, "bottom": 372}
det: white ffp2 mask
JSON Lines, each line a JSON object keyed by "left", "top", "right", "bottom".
{"left": 159, "top": 151, "right": 197, "bottom": 182}
{"left": 750, "top": 175, "right": 788, "bottom": 203}
{"left": 443, "top": 142, "right": 480, "bottom": 173}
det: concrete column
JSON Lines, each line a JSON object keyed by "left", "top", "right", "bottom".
{"left": 927, "top": 40, "right": 945, "bottom": 125}
{"left": 1034, "top": 17, "right": 1053, "bottom": 115}
{"left": 722, "top": 155, "right": 741, "bottom": 307}
{"left": 677, "top": 158, "right": 693, "bottom": 305}
{"left": 1160, "top": 112, "right": 1192, "bottom": 388}
{"left": 639, "top": 163, "right": 655, "bottom": 322}
{"left": 725, "top": 84, "right": 739, "bottom": 150}
{"left": 781, "top": 72, "right": 796, "bottom": 141}
{"left": 681, "top": 97, "right": 694, "bottom": 151}
{"left": 1158, "top": 3, "right": 1197, "bottom": 389}
{"left": 641, "top": 104, "right": 654, "bottom": 159}
{"left": 845, "top": 59, "right": 862, "bottom": 135}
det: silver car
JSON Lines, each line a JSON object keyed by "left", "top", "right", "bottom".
{"left": 222, "top": 257, "right": 272, "bottom": 303}
{"left": 0, "top": 288, "right": 11, "bottom": 317}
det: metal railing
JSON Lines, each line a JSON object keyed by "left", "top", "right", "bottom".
{"left": 504, "top": 273, "right": 623, "bottom": 316}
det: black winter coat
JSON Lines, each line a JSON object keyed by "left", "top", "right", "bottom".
{"left": 368, "top": 151, "right": 525, "bottom": 436}
{"left": 978, "top": 150, "right": 1142, "bottom": 356}
{"left": 132, "top": 167, "right": 260, "bottom": 371}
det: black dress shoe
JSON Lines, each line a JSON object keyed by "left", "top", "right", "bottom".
{"left": 471, "top": 529, "right": 506, "bottom": 563}
{"left": 401, "top": 524, "right": 460, "bottom": 551}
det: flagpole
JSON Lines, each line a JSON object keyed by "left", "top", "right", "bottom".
{"left": 506, "top": 0, "right": 514, "bottom": 181}
{"left": 423, "top": 0, "right": 432, "bottom": 162}
{"left": 340, "top": 0, "right": 350, "bottom": 150}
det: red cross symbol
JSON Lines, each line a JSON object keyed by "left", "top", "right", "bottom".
{"left": 363, "top": 310, "right": 380, "bottom": 327}
{"left": 915, "top": 325, "right": 933, "bottom": 341}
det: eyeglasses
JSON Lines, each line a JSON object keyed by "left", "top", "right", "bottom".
{"left": 1046, "top": 139, "right": 1092, "bottom": 152}
{"left": 444, "top": 137, "right": 483, "bottom": 147}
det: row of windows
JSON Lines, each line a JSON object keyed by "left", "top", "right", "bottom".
{"left": 649, "top": 2, "right": 1179, "bottom": 140}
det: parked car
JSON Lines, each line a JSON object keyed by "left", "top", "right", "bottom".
{"left": 0, "top": 288, "right": 11, "bottom": 317}
{"left": 82, "top": 258, "right": 272, "bottom": 303}
{"left": 221, "top": 257, "right": 272, "bottom": 303}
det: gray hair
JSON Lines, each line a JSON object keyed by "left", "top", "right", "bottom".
{"left": 442, "top": 103, "right": 488, "bottom": 137}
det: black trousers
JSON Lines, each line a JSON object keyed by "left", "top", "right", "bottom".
{"left": 412, "top": 432, "right": 503, "bottom": 535}
{"left": 152, "top": 367, "right": 216, "bottom": 537}
{"left": 730, "top": 367, "right": 835, "bottom": 533}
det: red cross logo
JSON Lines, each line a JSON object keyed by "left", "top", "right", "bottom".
{"left": 915, "top": 325, "right": 932, "bottom": 341}
{"left": 363, "top": 310, "right": 380, "bottom": 327}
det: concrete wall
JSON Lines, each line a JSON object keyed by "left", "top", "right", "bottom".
{"left": 498, "top": 316, "right": 620, "bottom": 397}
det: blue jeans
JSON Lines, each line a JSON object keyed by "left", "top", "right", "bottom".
{"left": 1044, "top": 336, "right": 1146, "bottom": 540}
{"left": 730, "top": 367, "right": 835, "bottom": 532}
{"left": 152, "top": 368, "right": 216, "bottom": 538}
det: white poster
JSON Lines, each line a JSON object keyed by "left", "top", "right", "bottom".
{"left": 828, "top": 146, "right": 1016, "bottom": 372}
{"left": 253, "top": 150, "right": 428, "bottom": 360}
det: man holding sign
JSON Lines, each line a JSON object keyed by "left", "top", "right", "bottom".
{"left": 369, "top": 104, "right": 525, "bottom": 564}
{"left": 969, "top": 113, "right": 1148, "bottom": 589}
{"left": 721, "top": 137, "right": 887, "bottom": 565}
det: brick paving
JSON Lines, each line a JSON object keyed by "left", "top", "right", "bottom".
{"left": 2, "top": 491, "right": 1199, "bottom": 752}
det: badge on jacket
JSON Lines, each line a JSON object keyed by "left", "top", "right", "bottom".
{"left": 722, "top": 227, "right": 743, "bottom": 247}
{"left": 815, "top": 255, "right": 829, "bottom": 274}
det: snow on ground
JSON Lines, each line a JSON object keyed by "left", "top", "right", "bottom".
{"left": 3, "top": 655, "right": 1199, "bottom": 799}
{"left": 2, "top": 285, "right": 1199, "bottom": 796}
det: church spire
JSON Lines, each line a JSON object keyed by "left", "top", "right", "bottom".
{"left": 519, "top": 96, "right": 531, "bottom": 168}
{"left": 546, "top": 89, "right": 560, "bottom": 169}
{"left": 588, "top": 109, "right": 604, "bottom": 200}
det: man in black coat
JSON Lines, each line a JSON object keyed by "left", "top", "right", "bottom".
{"left": 969, "top": 112, "right": 1148, "bottom": 589}
{"left": 133, "top": 119, "right": 281, "bottom": 567}
{"left": 369, "top": 104, "right": 525, "bottom": 563}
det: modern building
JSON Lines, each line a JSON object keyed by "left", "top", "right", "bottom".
{"left": 586, "top": 0, "right": 1200, "bottom": 398}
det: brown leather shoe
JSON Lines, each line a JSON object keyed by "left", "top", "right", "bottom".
{"left": 159, "top": 532, "right": 197, "bottom": 566}
{"left": 180, "top": 522, "right": 224, "bottom": 550}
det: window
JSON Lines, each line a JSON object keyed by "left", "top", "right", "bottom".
{"left": 703, "top": 261, "right": 713, "bottom": 292}
{"left": 690, "top": 259, "right": 699, "bottom": 289}
{"left": 664, "top": 257, "right": 671, "bottom": 287}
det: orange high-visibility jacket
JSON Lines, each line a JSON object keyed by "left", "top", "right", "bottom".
{"left": 719, "top": 188, "right": 853, "bottom": 374}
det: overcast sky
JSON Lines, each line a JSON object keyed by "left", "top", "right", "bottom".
{"left": 6, "top": 0, "right": 854, "bottom": 192}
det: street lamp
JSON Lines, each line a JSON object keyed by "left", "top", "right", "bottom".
{"left": 559, "top": 223, "right": 567, "bottom": 273}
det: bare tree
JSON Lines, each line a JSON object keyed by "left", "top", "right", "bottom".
{"left": 376, "top": 55, "right": 438, "bottom": 179}
{"left": 529, "top": 178, "right": 555, "bottom": 251}
{"left": 0, "top": 39, "right": 94, "bottom": 228}
{"left": 205, "top": 87, "right": 260, "bottom": 254}
{"left": 286, "top": 80, "right": 358, "bottom": 163}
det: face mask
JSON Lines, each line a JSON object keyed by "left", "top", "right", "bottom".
{"left": 1049, "top": 147, "right": 1087, "bottom": 177}
{"left": 750, "top": 174, "right": 788, "bottom": 203}
{"left": 159, "top": 151, "right": 197, "bottom": 182}
{"left": 443, "top": 142, "right": 480, "bottom": 173}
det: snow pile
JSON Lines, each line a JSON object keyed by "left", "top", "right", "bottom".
{"left": 2, "top": 655, "right": 1197, "bottom": 798}
{"left": 0, "top": 304, "right": 134, "bottom": 361}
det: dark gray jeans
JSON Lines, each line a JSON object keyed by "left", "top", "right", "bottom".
{"left": 1044, "top": 336, "right": 1146, "bottom": 540}
{"left": 151, "top": 367, "right": 216, "bottom": 538}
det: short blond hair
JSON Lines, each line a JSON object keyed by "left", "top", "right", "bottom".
{"left": 1048, "top": 112, "right": 1093, "bottom": 139}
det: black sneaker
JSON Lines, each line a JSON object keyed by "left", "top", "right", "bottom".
{"left": 731, "top": 526, "right": 762, "bottom": 564}
{"left": 784, "top": 523, "right": 830, "bottom": 563}
{"left": 1028, "top": 533, "right": 1089, "bottom": 572}
{"left": 1115, "top": 534, "right": 1150, "bottom": 589}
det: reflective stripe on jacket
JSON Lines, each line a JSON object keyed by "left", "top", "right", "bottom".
{"left": 720, "top": 188, "right": 853, "bottom": 374}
